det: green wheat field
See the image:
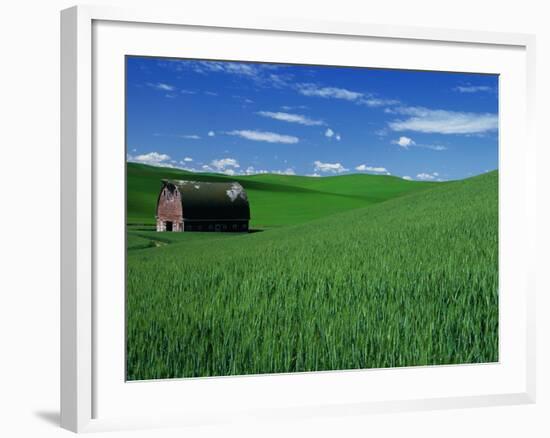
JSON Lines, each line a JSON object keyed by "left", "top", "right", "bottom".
{"left": 126, "top": 162, "right": 498, "bottom": 380}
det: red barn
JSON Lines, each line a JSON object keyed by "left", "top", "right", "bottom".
{"left": 156, "top": 179, "right": 250, "bottom": 232}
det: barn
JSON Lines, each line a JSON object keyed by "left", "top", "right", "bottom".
{"left": 156, "top": 179, "right": 250, "bottom": 232}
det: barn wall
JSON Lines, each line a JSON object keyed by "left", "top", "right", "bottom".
{"left": 156, "top": 186, "right": 183, "bottom": 231}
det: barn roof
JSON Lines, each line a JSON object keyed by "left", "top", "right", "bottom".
{"left": 162, "top": 179, "right": 250, "bottom": 220}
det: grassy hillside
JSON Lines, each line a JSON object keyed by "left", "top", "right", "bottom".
{"left": 127, "top": 163, "right": 435, "bottom": 227}
{"left": 126, "top": 170, "right": 498, "bottom": 380}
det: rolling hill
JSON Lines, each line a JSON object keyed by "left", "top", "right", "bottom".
{"left": 126, "top": 168, "right": 498, "bottom": 379}
{"left": 127, "top": 162, "right": 436, "bottom": 228}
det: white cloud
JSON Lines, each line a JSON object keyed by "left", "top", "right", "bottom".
{"left": 207, "top": 131, "right": 215, "bottom": 137}
{"left": 297, "top": 83, "right": 363, "bottom": 101}
{"left": 146, "top": 82, "right": 175, "bottom": 91}
{"left": 392, "top": 136, "right": 447, "bottom": 151}
{"left": 131, "top": 152, "right": 171, "bottom": 166}
{"left": 355, "top": 164, "right": 388, "bottom": 173}
{"left": 210, "top": 158, "right": 240, "bottom": 171}
{"left": 227, "top": 130, "right": 299, "bottom": 144}
{"left": 180, "top": 134, "right": 200, "bottom": 140}
{"left": 297, "top": 83, "right": 398, "bottom": 107}
{"left": 183, "top": 157, "right": 193, "bottom": 162}
{"left": 272, "top": 168, "right": 296, "bottom": 175}
{"left": 335, "top": 134, "right": 341, "bottom": 141}
{"left": 257, "top": 111, "right": 324, "bottom": 126}
{"left": 416, "top": 172, "right": 437, "bottom": 181}
{"left": 402, "top": 176, "right": 413, "bottom": 181}
{"left": 190, "top": 61, "right": 260, "bottom": 77}
{"left": 388, "top": 106, "right": 498, "bottom": 134}
{"left": 392, "top": 136, "right": 416, "bottom": 148}
{"left": 360, "top": 97, "right": 400, "bottom": 107}
{"left": 175, "top": 61, "right": 290, "bottom": 88}
{"left": 314, "top": 160, "right": 349, "bottom": 174}
{"left": 244, "top": 166, "right": 268, "bottom": 175}
{"left": 325, "top": 128, "right": 334, "bottom": 138}
{"left": 454, "top": 85, "right": 493, "bottom": 93}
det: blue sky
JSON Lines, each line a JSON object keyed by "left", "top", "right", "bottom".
{"left": 126, "top": 56, "right": 498, "bottom": 181}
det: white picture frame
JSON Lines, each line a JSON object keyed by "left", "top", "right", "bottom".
{"left": 60, "top": 4, "right": 537, "bottom": 433}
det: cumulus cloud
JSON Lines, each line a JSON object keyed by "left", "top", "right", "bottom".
{"left": 277, "top": 168, "right": 296, "bottom": 175}
{"left": 244, "top": 166, "right": 268, "bottom": 175}
{"left": 392, "top": 136, "right": 416, "bottom": 148}
{"left": 323, "top": 128, "right": 341, "bottom": 141}
{"left": 355, "top": 164, "right": 389, "bottom": 173}
{"left": 210, "top": 158, "right": 240, "bottom": 171}
{"left": 391, "top": 136, "right": 447, "bottom": 151}
{"left": 388, "top": 106, "right": 498, "bottom": 134}
{"left": 130, "top": 152, "right": 171, "bottom": 166}
{"left": 402, "top": 176, "right": 413, "bottom": 181}
{"left": 257, "top": 111, "right": 324, "bottom": 126}
{"left": 314, "top": 160, "right": 349, "bottom": 174}
{"left": 416, "top": 172, "right": 437, "bottom": 181}
{"left": 207, "top": 131, "right": 215, "bottom": 137}
{"left": 180, "top": 134, "right": 201, "bottom": 140}
{"left": 183, "top": 157, "right": 193, "bottom": 162}
{"left": 227, "top": 130, "right": 299, "bottom": 144}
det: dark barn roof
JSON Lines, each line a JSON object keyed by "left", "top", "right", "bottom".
{"left": 162, "top": 179, "right": 250, "bottom": 220}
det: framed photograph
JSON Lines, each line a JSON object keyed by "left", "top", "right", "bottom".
{"left": 61, "top": 5, "right": 536, "bottom": 433}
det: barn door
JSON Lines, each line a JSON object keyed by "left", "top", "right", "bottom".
{"left": 165, "top": 221, "right": 173, "bottom": 232}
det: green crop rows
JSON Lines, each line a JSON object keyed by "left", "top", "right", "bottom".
{"left": 126, "top": 163, "right": 498, "bottom": 380}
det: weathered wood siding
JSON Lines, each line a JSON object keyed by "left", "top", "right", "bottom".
{"left": 156, "top": 186, "right": 183, "bottom": 231}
